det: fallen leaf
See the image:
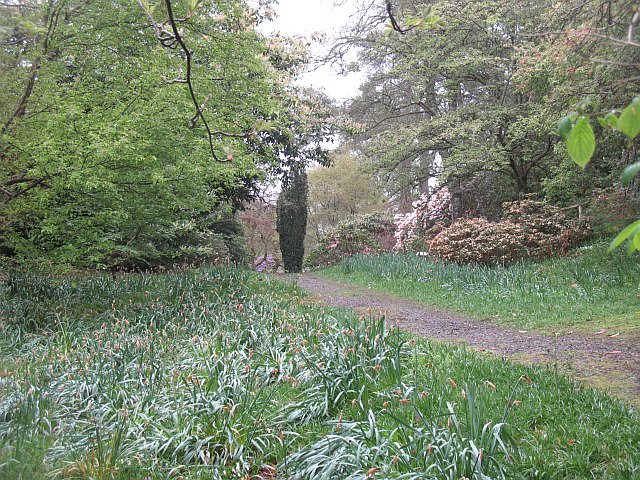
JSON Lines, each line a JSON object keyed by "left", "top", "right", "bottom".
{"left": 520, "top": 375, "right": 533, "bottom": 385}
{"left": 365, "top": 467, "right": 378, "bottom": 477}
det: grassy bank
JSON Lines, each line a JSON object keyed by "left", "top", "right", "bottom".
{"left": 320, "top": 242, "right": 640, "bottom": 333}
{"left": 0, "top": 267, "right": 638, "bottom": 479}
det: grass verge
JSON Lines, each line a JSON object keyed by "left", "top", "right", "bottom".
{"left": 319, "top": 242, "right": 640, "bottom": 333}
{"left": 0, "top": 266, "right": 637, "bottom": 479}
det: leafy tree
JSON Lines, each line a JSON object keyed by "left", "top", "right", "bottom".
{"left": 343, "top": 1, "right": 559, "bottom": 209}
{"left": 548, "top": 2, "right": 639, "bottom": 252}
{"left": 560, "top": 97, "right": 639, "bottom": 251}
{"left": 519, "top": 1, "right": 639, "bottom": 210}
{"left": 0, "top": 0, "right": 320, "bottom": 268}
{"left": 307, "top": 153, "right": 385, "bottom": 240}
{"left": 276, "top": 165, "right": 307, "bottom": 273}
{"left": 338, "top": 0, "right": 636, "bottom": 216}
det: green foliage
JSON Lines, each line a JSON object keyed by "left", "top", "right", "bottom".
{"left": 567, "top": 117, "right": 596, "bottom": 168}
{"left": 206, "top": 209, "right": 248, "bottom": 264}
{"left": 0, "top": 0, "right": 328, "bottom": 268}
{"left": 343, "top": 0, "right": 636, "bottom": 220}
{"left": 622, "top": 163, "right": 640, "bottom": 185}
{"left": 307, "top": 154, "right": 385, "bottom": 242}
{"left": 305, "top": 213, "right": 394, "bottom": 268}
{"left": 561, "top": 97, "right": 640, "bottom": 167}
{"left": 0, "top": 267, "right": 638, "bottom": 479}
{"left": 617, "top": 98, "right": 640, "bottom": 140}
{"left": 610, "top": 220, "right": 640, "bottom": 254}
{"left": 277, "top": 166, "right": 308, "bottom": 273}
{"left": 345, "top": 0, "right": 574, "bottom": 207}
{"left": 541, "top": 147, "right": 621, "bottom": 207}
{"left": 560, "top": 96, "right": 640, "bottom": 253}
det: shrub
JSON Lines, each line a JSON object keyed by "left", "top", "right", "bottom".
{"left": 207, "top": 210, "right": 248, "bottom": 265}
{"left": 305, "top": 213, "right": 394, "bottom": 268}
{"left": 105, "top": 209, "right": 247, "bottom": 270}
{"left": 393, "top": 188, "right": 452, "bottom": 251}
{"left": 586, "top": 188, "right": 640, "bottom": 232}
{"left": 429, "top": 199, "right": 589, "bottom": 265}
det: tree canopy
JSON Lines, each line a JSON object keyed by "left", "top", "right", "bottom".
{"left": 0, "top": 0, "right": 330, "bottom": 268}
{"left": 340, "top": 0, "right": 638, "bottom": 216}
{"left": 1, "top": 0, "right": 637, "bottom": 267}
{"left": 307, "top": 153, "right": 385, "bottom": 240}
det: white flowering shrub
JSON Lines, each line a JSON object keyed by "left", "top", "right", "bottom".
{"left": 393, "top": 188, "right": 452, "bottom": 251}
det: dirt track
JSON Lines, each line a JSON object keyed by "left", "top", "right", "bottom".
{"left": 293, "top": 273, "right": 640, "bottom": 404}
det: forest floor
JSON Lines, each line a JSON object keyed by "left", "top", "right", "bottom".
{"left": 292, "top": 272, "right": 640, "bottom": 405}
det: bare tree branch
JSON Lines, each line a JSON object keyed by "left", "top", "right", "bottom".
{"left": 521, "top": 29, "right": 640, "bottom": 48}
{"left": 385, "top": 0, "right": 417, "bottom": 35}
{"left": 1, "top": 0, "right": 61, "bottom": 136}
{"left": 138, "top": 0, "right": 259, "bottom": 162}
{"left": 162, "top": 0, "right": 226, "bottom": 162}
{"left": 628, "top": 6, "right": 640, "bottom": 44}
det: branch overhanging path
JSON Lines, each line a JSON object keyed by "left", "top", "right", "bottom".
{"left": 138, "top": 0, "right": 255, "bottom": 162}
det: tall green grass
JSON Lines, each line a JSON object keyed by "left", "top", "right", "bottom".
{"left": 0, "top": 266, "right": 637, "bottom": 479}
{"left": 322, "top": 242, "right": 640, "bottom": 331}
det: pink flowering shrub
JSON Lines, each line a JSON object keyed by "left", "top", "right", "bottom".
{"left": 306, "top": 213, "right": 394, "bottom": 267}
{"left": 394, "top": 188, "right": 452, "bottom": 251}
{"left": 429, "top": 199, "right": 590, "bottom": 265}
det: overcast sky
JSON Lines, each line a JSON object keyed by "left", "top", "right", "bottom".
{"left": 262, "top": 0, "right": 365, "bottom": 102}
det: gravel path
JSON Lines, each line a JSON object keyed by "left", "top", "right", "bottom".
{"left": 294, "top": 273, "right": 640, "bottom": 404}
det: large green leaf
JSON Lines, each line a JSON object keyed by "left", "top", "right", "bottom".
{"left": 557, "top": 115, "right": 573, "bottom": 141}
{"left": 621, "top": 162, "right": 640, "bottom": 186}
{"left": 616, "top": 97, "right": 640, "bottom": 140}
{"left": 567, "top": 117, "right": 595, "bottom": 168}
{"left": 609, "top": 220, "right": 640, "bottom": 253}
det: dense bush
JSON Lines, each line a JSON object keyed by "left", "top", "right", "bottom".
{"left": 106, "top": 210, "right": 247, "bottom": 270}
{"left": 429, "top": 199, "right": 589, "bottom": 265}
{"left": 305, "top": 213, "right": 394, "bottom": 267}
{"left": 586, "top": 188, "right": 640, "bottom": 232}
{"left": 393, "top": 188, "right": 452, "bottom": 251}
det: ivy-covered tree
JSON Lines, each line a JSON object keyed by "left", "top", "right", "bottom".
{"left": 276, "top": 165, "right": 308, "bottom": 273}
